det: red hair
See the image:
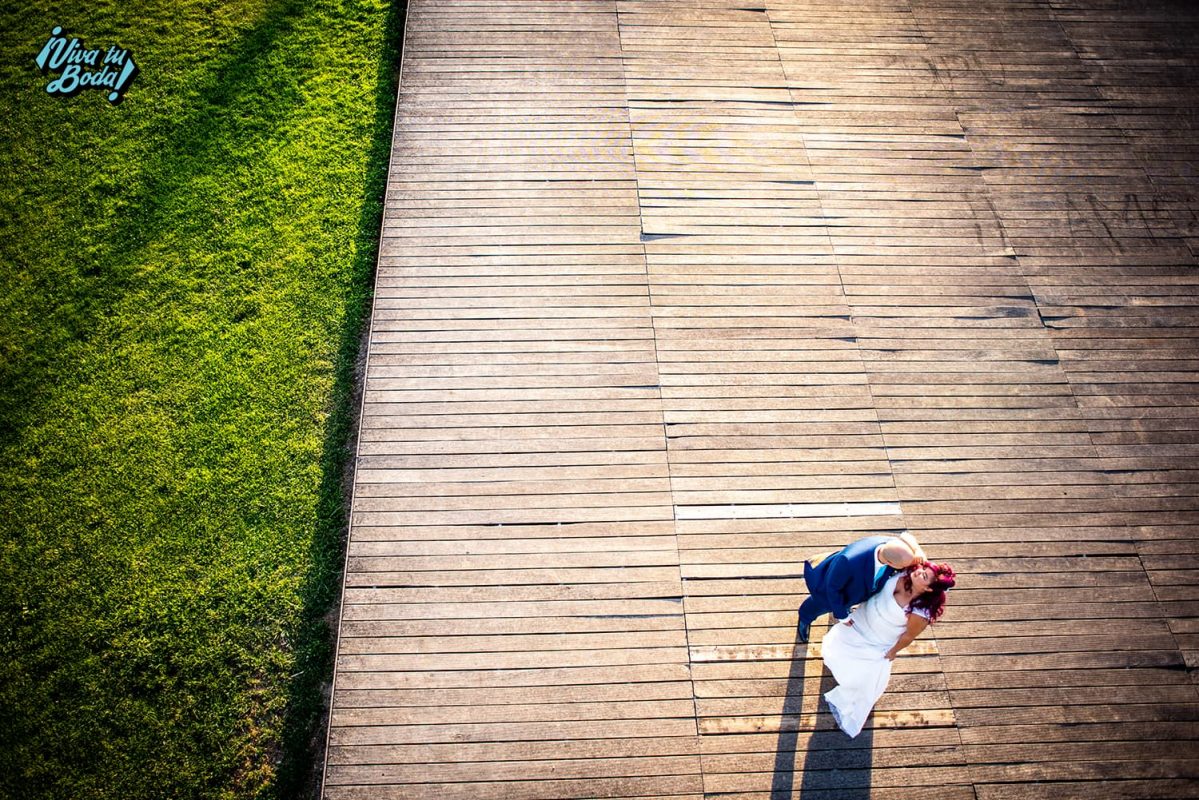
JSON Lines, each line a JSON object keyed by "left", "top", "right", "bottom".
{"left": 906, "top": 562, "right": 955, "bottom": 622}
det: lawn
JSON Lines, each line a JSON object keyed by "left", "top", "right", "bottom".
{"left": 0, "top": 1, "right": 403, "bottom": 796}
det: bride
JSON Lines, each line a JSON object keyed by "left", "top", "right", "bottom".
{"left": 818, "top": 560, "right": 956, "bottom": 737}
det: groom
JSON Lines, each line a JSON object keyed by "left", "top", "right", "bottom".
{"left": 798, "top": 531, "right": 926, "bottom": 643}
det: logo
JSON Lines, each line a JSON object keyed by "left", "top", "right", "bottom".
{"left": 35, "top": 26, "right": 139, "bottom": 104}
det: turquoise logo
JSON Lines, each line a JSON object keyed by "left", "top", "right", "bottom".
{"left": 35, "top": 26, "right": 139, "bottom": 104}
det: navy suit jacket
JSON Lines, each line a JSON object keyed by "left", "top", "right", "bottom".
{"left": 802, "top": 535, "right": 896, "bottom": 620}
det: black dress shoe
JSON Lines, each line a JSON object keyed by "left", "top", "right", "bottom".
{"left": 798, "top": 619, "right": 811, "bottom": 643}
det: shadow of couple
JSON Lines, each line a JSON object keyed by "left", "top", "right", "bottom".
{"left": 769, "top": 614, "right": 875, "bottom": 799}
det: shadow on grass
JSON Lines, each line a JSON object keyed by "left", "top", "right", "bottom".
{"left": 0, "top": 0, "right": 306, "bottom": 448}
{"left": 272, "top": 1, "right": 406, "bottom": 797}
{"left": 771, "top": 621, "right": 874, "bottom": 800}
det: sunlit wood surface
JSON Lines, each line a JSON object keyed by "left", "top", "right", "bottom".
{"left": 322, "top": 1, "right": 1199, "bottom": 797}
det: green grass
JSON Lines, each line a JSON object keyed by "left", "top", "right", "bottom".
{"left": 0, "top": 1, "right": 403, "bottom": 796}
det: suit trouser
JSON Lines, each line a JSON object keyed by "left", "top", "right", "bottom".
{"left": 798, "top": 594, "right": 831, "bottom": 626}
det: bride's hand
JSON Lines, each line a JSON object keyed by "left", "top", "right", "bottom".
{"left": 884, "top": 649, "right": 897, "bottom": 661}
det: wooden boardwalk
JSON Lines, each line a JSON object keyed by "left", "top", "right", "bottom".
{"left": 322, "top": 1, "right": 1199, "bottom": 797}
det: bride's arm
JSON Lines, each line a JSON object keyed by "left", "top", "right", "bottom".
{"left": 884, "top": 614, "right": 930, "bottom": 661}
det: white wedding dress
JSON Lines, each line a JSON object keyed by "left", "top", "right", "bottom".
{"left": 820, "top": 572, "right": 931, "bottom": 737}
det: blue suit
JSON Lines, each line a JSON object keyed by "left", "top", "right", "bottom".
{"left": 799, "top": 535, "right": 896, "bottom": 625}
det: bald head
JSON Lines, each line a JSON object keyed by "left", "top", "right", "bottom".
{"left": 879, "top": 532, "right": 926, "bottom": 570}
